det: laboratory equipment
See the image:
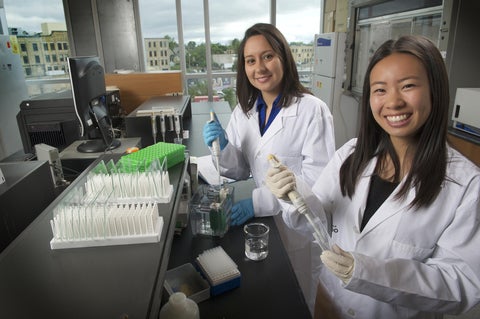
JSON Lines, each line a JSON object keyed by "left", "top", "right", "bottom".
{"left": 174, "top": 114, "right": 183, "bottom": 144}
{"left": 195, "top": 246, "right": 241, "bottom": 296}
{"left": 244, "top": 222, "right": 269, "bottom": 261}
{"left": 164, "top": 263, "right": 210, "bottom": 303}
{"left": 17, "top": 89, "right": 122, "bottom": 156}
{"left": 190, "top": 184, "right": 234, "bottom": 237}
{"left": 312, "top": 32, "right": 358, "bottom": 148}
{"left": 159, "top": 292, "right": 200, "bottom": 319}
{"left": 0, "top": 161, "right": 55, "bottom": 252}
{"left": 451, "top": 88, "right": 480, "bottom": 137}
{"left": 50, "top": 202, "right": 163, "bottom": 250}
{"left": 118, "top": 141, "right": 186, "bottom": 170}
{"left": 0, "top": 35, "right": 28, "bottom": 160}
{"left": 35, "top": 143, "right": 66, "bottom": 187}
{"left": 125, "top": 95, "right": 191, "bottom": 147}
{"left": 267, "top": 154, "right": 331, "bottom": 252}
{"left": 209, "top": 110, "right": 222, "bottom": 185}
{"left": 48, "top": 149, "right": 177, "bottom": 249}
{"left": 17, "top": 90, "right": 79, "bottom": 156}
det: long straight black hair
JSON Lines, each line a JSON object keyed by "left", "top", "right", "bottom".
{"left": 236, "top": 23, "right": 310, "bottom": 114}
{"left": 339, "top": 35, "right": 449, "bottom": 209}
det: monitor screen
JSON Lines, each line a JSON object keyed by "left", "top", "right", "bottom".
{"left": 67, "top": 56, "right": 120, "bottom": 153}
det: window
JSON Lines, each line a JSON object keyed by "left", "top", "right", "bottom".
{"left": 4, "top": 0, "right": 70, "bottom": 96}
{"left": 347, "top": 0, "right": 443, "bottom": 94}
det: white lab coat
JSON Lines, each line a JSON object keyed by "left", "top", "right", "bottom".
{"left": 282, "top": 139, "right": 480, "bottom": 319}
{"left": 217, "top": 93, "right": 335, "bottom": 314}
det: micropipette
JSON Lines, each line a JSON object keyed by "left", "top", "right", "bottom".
{"left": 150, "top": 114, "right": 157, "bottom": 144}
{"left": 159, "top": 114, "right": 166, "bottom": 142}
{"left": 267, "top": 154, "right": 331, "bottom": 252}
{"left": 209, "top": 110, "right": 222, "bottom": 185}
{"left": 174, "top": 114, "right": 182, "bottom": 144}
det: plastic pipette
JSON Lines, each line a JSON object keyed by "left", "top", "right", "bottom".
{"left": 267, "top": 154, "right": 331, "bottom": 252}
{"left": 209, "top": 110, "right": 222, "bottom": 185}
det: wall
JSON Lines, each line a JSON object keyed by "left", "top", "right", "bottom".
{"left": 63, "top": 0, "right": 144, "bottom": 73}
{"left": 104, "top": 72, "right": 183, "bottom": 115}
{"left": 323, "top": 0, "right": 349, "bottom": 33}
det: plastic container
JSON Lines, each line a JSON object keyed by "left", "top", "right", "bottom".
{"left": 159, "top": 292, "right": 200, "bottom": 319}
{"left": 118, "top": 141, "right": 186, "bottom": 171}
{"left": 164, "top": 263, "right": 210, "bottom": 303}
{"left": 189, "top": 184, "right": 234, "bottom": 237}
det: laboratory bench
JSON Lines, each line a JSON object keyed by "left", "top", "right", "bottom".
{"left": 169, "top": 100, "right": 311, "bottom": 318}
{"left": 0, "top": 99, "right": 310, "bottom": 319}
{"left": 166, "top": 179, "right": 311, "bottom": 319}
{"left": 0, "top": 153, "right": 189, "bottom": 319}
{"left": 448, "top": 127, "right": 480, "bottom": 166}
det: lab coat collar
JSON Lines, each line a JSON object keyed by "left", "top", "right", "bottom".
{"left": 254, "top": 98, "right": 299, "bottom": 151}
{"left": 355, "top": 157, "right": 416, "bottom": 238}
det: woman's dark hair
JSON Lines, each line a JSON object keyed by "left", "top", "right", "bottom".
{"left": 236, "top": 23, "right": 310, "bottom": 114}
{"left": 339, "top": 35, "right": 449, "bottom": 209}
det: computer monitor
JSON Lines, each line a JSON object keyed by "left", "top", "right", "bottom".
{"left": 67, "top": 56, "right": 121, "bottom": 153}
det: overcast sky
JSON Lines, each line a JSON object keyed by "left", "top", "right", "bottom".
{"left": 4, "top": 0, "right": 321, "bottom": 44}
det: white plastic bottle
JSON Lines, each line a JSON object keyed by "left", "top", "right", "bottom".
{"left": 159, "top": 292, "right": 200, "bottom": 319}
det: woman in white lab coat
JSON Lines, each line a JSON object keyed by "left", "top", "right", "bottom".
{"left": 203, "top": 23, "right": 335, "bottom": 315}
{"left": 266, "top": 35, "right": 480, "bottom": 318}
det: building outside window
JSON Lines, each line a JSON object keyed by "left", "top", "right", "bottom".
{"left": 5, "top": 0, "right": 323, "bottom": 101}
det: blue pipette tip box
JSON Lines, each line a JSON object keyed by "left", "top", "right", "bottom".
{"left": 195, "top": 246, "right": 241, "bottom": 296}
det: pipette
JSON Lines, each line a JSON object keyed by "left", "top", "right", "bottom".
{"left": 159, "top": 114, "right": 166, "bottom": 142}
{"left": 150, "top": 115, "right": 157, "bottom": 144}
{"left": 174, "top": 114, "right": 182, "bottom": 144}
{"left": 209, "top": 110, "right": 222, "bottom": 185}
{"left": 267, "top": 154, "right": 331, "bottom": 252}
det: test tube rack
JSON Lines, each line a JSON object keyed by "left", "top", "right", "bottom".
{"left": 50, "top": 202, "right": 163, "bottom": 250}
{"left": 49, "top": 153, "right": 176, "bottom": 249}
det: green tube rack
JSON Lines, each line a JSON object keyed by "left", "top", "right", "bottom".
{"left": 118, "top": 142, "right": 186, "bottom": 172}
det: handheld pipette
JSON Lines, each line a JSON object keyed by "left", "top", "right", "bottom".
{"left": 150, "top": 115, "right": 157, "bottom": 144}
{"left": 159, "top": 114, "right": 166, "bottom": 142}
{"left": 209, "top": 110, "right": 222, "bottom": 185}
{"left": 267, "top": 154, "right": 331, "bottom": 252}
{"left": 174, "top": 114, "right": 182, "bottom": 144}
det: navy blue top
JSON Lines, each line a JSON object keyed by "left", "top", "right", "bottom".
{"left": 257, "top": 94, "right": 282, "bottom": 136}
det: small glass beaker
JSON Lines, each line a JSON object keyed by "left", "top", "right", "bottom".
{"left": 244, "top": 222, "right": 269, "bottom": 261}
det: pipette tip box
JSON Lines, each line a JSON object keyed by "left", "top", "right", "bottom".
{"left": 195, "top": 246, "right": 241, "bottom": 296}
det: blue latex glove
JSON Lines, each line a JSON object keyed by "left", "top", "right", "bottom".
{"left": 203, "top": 115, "right": 228, "bottom": 150}
{"left": 230, "top": 198, "right": 255, "bottom": 226}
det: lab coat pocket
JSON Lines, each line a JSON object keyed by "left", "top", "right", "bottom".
{"left": 391, "top": 240, "right": 434, "bottom": 261}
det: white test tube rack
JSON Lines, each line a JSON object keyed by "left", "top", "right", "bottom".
{"left": 49, "top": 157, "right": 173, "bottom": 249}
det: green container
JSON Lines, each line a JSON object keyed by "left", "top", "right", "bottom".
{"left": 118, "top": 142, "right": 186, "bottom": 172}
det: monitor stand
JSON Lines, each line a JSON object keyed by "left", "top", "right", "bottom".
{"left": 76, "top": 138, "right": 121, "bottom": 153}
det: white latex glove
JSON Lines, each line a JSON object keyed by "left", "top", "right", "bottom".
{"left": 265, "top": 165, "right": 296, "bottom": 200}
{"left": 321, "top": 244, "right": 354, "bottom": 284}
